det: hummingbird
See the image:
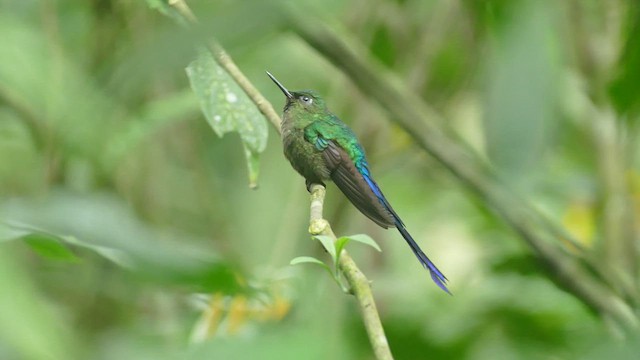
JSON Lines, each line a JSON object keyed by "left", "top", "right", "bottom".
{"left": 267, "top": 72, "right": 449, "bottom": 294}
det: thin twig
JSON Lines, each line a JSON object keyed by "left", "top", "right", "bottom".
{"left": 308, "top": 184, "right": 393, "bottom": 360}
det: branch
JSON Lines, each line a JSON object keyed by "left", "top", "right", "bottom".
{"left": 168, "top": 0, "right": 282, "bottom": 134}
{"left": 308, "top": 184, "right": 393, "bottom": 360}
{"left": 168, "top": 0, "right": 638, "bottom": 335}
{"left": 167, "top": 2, "right": 394, "bottom": 357}
{"left": 283, "top": 6, "right": 640, "bottom": 332}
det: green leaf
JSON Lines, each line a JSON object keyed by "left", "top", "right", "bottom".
{"left": 0, "top": 221, "right": 128, "bottom": 264}
{"left": 0, "top": 192, "right": 243, "bottom": 293}
{"left": 290, "top": 256, "right": 345, "bottom": 290}
{"left": 313, "top": 235, "right": 337, "bottom": 263}
{"left": 290, "top": 256, "right": 326, "bottom": 266}
{"left": 186, "top": 49, "right": 268, "bottom": 187}
{"left": 341, "top": 234, "right": 382, "bottom": 252}
{"left": 55, "top": 235, "right": 132, "bottom": 267}
{"left": 335, "top": 236, "right": 351, "bottom": 260}
{"left": 290, "top": 256, "right": 334, "bottom": 277}
{"left": 22, "top": 234, "right": 79, "bottom": 262}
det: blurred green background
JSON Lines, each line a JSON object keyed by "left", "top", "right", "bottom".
{"left": 1, "top": 0, "right": 639, "bottom": 359}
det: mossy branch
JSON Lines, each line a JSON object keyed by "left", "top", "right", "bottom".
{"left": 308, "top": 184, "right": 393, "bottom": 360}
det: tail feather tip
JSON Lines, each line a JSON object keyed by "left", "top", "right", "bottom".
{"left": 430, "top": 270, "right": 451, "bottom": 295}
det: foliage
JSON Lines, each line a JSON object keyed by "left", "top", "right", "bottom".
{"left": 0, "top": 0, "right": 639, "bottom": 359}
{"left": 291, "top": 234, "right": 381, "bottom": 292}
{"left": 186, "top": 49, "right": 267, "bottom": 188}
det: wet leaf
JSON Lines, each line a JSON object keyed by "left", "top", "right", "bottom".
{"left": 186, "top": 49, "right": 268, "bottom": 187}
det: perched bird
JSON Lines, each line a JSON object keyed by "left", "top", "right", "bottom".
{"left": 267, "top": 72, "right": 449, "bottom": 294}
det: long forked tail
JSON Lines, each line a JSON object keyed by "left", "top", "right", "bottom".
{"left": 396, "top": 222, "right": 450, "bottom": 294}
{"left": 356, "top": 167, "right": 451, "bottom": 295}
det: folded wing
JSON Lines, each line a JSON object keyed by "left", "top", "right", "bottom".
{"left": 321, "top": 141, "right": 396, "bottom": 228}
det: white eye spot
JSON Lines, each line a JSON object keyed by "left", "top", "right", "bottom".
{"left": 226, "top": 92, "right": 238, "bottom": 103}
{"left": 301, "top": 96, "right": 312, "bottom": 104}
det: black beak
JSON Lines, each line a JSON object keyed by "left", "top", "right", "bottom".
{"left": 266, "top": 71, "right": 293, "bottom": 99}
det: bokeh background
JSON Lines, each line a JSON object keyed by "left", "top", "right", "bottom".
{"left": 1, "top": 0, "right": 639, "bottom": 359}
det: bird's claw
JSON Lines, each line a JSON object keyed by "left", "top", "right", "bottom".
{"left": 305, "top": 180, "right": 325, "bottom": 193}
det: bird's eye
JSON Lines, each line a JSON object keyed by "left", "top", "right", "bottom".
{"left": 301, "top": 96, "right": 313, "bottom": 105}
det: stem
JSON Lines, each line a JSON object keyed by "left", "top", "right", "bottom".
{"left": 167, "top": 2, "right": 394, "bottom": 356}
{"left": 309, "top": 184, "right": 393, "bottom": 360}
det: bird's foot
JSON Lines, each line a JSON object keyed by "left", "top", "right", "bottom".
{"left": 305, "top": 180, "right": 325, "bottom": 193}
